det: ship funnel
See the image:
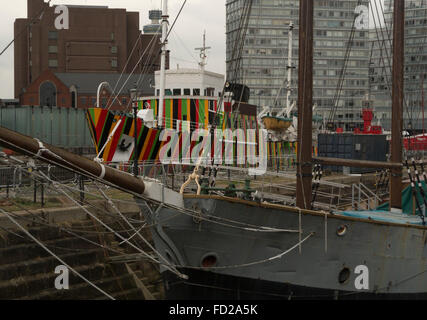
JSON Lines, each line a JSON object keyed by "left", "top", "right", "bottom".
{"left": 143, "top": 10, "right": 162, "bottom": 34}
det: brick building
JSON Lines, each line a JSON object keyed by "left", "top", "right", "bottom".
{"left": 14, "top": 0, "right": 167, "bottom": 107}
{"left": 20, "top": 69, "right": 154, "bottom": 110}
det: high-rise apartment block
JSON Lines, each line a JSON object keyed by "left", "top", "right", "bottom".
{"left": 369, "top": 0, "right": 427, "bottom": 130}
{"left": 226, "top": 0, "right": 371, "bottom": 130}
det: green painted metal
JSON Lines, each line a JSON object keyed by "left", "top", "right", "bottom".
{"left": 0, "top": 106, "right": 94, "bottom": 152}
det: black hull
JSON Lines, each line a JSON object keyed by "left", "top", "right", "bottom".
{"left": 163, "top": 269, "right": 427, "bottom": 300}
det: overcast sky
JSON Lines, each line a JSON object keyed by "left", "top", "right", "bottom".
{"left": 0, "top": 0, "right": 227, "bottom": 99}
{"left": 0, "top": 0, "right": 385, "bottom": 99}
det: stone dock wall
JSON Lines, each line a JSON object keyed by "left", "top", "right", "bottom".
{"left": 0, "top": 201, "right": 164, "bottom": 300}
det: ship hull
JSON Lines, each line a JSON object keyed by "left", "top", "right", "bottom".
{"left": 404, "top": 134, "right": 427, "bottom": 151}
{"left": 137, "top": 194, "right": 427, "bottom": 299}
{"left": 162, "top": 268, "right": 427, "bottom": 300}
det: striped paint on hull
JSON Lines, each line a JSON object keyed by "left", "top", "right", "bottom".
{"left": 86, "top": 100, "right": 295, "bottom": 166}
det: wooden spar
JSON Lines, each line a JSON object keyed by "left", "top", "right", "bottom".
{"left": 313, "top": 157, "right": 402, "bottom": 170}
{"left": 390, "top": 0, "right": 405, "bottom": 211}
{"left": 422, "top": 73, "right": 425, "bottom": 135}
{"left": 0, "top": 126, "right": 145, "bottom": 195}
{"left": 296, "top": 0, "right": 313, "bottom": 209}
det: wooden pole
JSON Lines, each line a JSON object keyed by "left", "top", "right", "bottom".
{"left": 313, "top": 157, "right": 402, "bottom": 170}
{"left": 133, "top": 103, "right": 139, "bottom": 177}
{"left": 0, "top": 126, "right": 145, "bottom": 195}
{"left": 296, "top": 0, "right": 313, "bottom": 209}
{"left": 390, "top": 0, "right": 405, "bottom": 211}
{"left": 422, "top": 73, "right": 425, "bottom": 136}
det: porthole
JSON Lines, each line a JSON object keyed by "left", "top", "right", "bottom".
{"left": 337, "top": 225, "right": 348, "bottom": 237}
{"left": 338, "top": 268, "right": 351, "bottom": 284}
{"left": 201, "top": 253, "right": 218, "bottom": 268}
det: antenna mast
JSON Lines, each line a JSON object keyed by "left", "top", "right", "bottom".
{"left": 158, "top": 0, "right": 169, "bottom": 128}
{"left": 195, "top": 31, "right": 211, "bottom": 71}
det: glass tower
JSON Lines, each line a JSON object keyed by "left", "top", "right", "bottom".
{"left": 226, "top": 0, "right": 370, "bottom": 130}
{"left": 369, "top": 0, "right": 427, "bottom": 131}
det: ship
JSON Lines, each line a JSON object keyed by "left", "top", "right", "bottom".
{"left": 1, "top": 0, "right": 427, "bottom": 300}
{"left": 86, "top": 0, "right": 427, "bottom": 300}
{"left": 404, "top": 133, "right": 427, "bottom": 152}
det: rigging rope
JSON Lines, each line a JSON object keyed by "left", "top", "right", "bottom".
{"left": 370, "top": 0, "right": 413, "bottom": 125}
{"left": 0, "top": 1, "right": 52, "bottom": 57}
{"left": 0, "top": 208, "right": 116, "bottom": 300}
{"left": 327, "top": 0, "right": 362, "bottom": 125}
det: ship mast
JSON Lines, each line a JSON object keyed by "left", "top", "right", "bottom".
{"left": 390, "top": 0, "right": 405, "bottom": 212}
{"left": 286, "top": 22, "right": 294, "bottom": 116}
{"left": 296, "top": 0, "right": 313, "bottom": 209}
{"left": 195, "top": 31, "right": 211, "bottom": 71}
{"left": 158, "top": 0, "right": 169, "bottom": 128}
{"left": 422, "top": 73, "right": 425, "bottom": 136}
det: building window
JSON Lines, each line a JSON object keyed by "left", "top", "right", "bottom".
{"left": 122, "top": 98, "right": 127, "bottom": 105}
{"left": 71, "top": 91, "right": 77, "bottom": 108}
{"left": 48, "top": 45, "right": 58, "bottom": 53}
{"left": 193, "top": 89, "right": 200, "bottom": 96}
{"left": 173, "top": 89, "right": 181, "bottom": 95}
{"left": 102, "top": 98, "right": 107, "bottom": 108}
{"left": 48, "top": 31, "right": 58, "bottom": 40}
{"left": 39, "top": 81, "right": 57, "bottom": 107}
{"left": 184, "top": 89, "right": 191, "bottom": 95}
{"left": 111, "top": 33, "right": 115, "bottom": 41}
{"left": 80, "top": 97, "right": 87, "bottom": 106}
{"left": 49, "top": 59, "right": 58, "bottom": 67}
{"left": 111, "top": 59, "right": 117, "bottom": 68}
{"left": 111, "top": 46, "right": 117, "bottom": 54}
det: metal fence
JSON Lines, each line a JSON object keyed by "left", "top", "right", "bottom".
{"left": 0, "top": 105, "right": 95, "bottom": 154}
{"left": 0, "top": 165, "right": 83, "bottom": 188}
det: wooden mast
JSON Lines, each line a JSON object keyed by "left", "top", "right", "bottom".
{"left": 390, "top": 0, "right": 405, "bottom": 212}
{"left": 296, "top": 0, "right": 313, "bottom": 209}
{"left": 0, "top": 126, "right": 145, "bottom": 195}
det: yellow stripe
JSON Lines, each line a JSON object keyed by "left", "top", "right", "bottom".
{"left": 103, "top": 115, "right": 121, "bottom": 161}
{"left": 139, "top": 129, "right": 154, "bottom": 161}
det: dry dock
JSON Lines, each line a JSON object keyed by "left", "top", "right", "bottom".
{"left": 0, "top": 197, "right": 164, "bottom": 300}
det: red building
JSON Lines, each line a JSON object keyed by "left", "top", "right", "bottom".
{"left": 14, "top": 0, "right": 167, "bottom": 107}
{"left": 20, "top": 69, "right": 154, "bottom": 110}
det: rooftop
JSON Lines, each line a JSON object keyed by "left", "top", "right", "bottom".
{"left": 55, "top": 73, "right": 155, "bottom": 95}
